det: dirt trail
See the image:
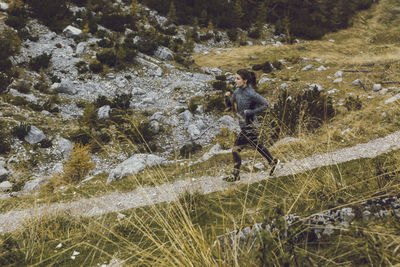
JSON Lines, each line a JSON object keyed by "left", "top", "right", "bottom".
{"left": 1, "top": 131, "right": 400, "bottom": 234}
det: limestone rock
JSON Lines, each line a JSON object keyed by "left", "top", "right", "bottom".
{"left": 154, "top": 46, "right": 174, "bottom": 61}
{"left": 24, "top": 126, "right": 46, "bottom": 144}
{"left": 63, "top": 26, "right": 83, "bottom": 38}
{"left": 98, "top": 105, "right": 111, "bottom": 120}
{"left": 107, "top": 154, "right": 167, "bottom": 183}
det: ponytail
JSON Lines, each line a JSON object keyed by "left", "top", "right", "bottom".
{"left": 236, "top": 69, "right": 257, "bottom": 89}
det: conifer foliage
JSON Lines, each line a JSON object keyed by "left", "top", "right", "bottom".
{"left": 141, "top": 0, "right": 377, "bottom": 39}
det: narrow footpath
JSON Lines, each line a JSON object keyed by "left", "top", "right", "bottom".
{"left": 0, "top": 131, "right": 400, "bottom": 234}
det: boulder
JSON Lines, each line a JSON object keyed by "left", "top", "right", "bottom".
{"left": 57, "top": 137, "right": 73, "bottom": 158}
{"left": 179, "top": 110, "right": 193, "bottom": 123}
{"left": 0, "top": 2, "right": 8, "bottom": 11}
{"left": 63, "top": 26, "right": 83, "bottom": 38}
{"left": 258, "top": 77, "right": 274, "bottom": 84}
{"left": 98, "top": 105, "right": 111, "bottom": 120}
{"left": 24, "top": 126, "right": 46, "bottom": 144}
{"left": 107, "top": 154, "right": 167, "bottom": 183}
{"left": 334, "top": 71, "right": 344, "bottom": 77}
{"left": 51, "top": 81, "right": 77, "bottom": 95}
{"left": 301, "top": 64, "right": 313, "bottom": 71}
{"left": 154, "top": 46, "right": 174, "bottom": 61}
{"left": 372, "top": 84, "right": 382, "bottom": 92}
{"left": 187, "top": 124, "right": 200, "bottom": 138}
{"left": 352, "top": 79, "right": 362, "bottom": 86}
{"left": 218, "top": 115, "right": 239, "bottom": 132}
{"left": 333, "top": 78, "right": 342, "bottom": 83}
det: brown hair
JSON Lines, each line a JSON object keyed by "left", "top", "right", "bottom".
{"left": 236, "top": 69, "right": 257, "bottom": 89}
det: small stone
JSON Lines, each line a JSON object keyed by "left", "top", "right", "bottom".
{"left": 372, "top": 84, "right": 382, "bottom": 92}
{"left": 301, "top": 64, "right": 313, "bottom": 71}
{"left": 0, "top": 181, "right": 12, "bottom": 192}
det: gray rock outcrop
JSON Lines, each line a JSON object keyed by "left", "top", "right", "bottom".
{"left": 63, "top": 26, "right": 83, "bottom": 38}
{"left": 98, "top": 105, "right": 111, "bottom": 120}
{"left": 107, "top": 154, "right": 167, "bottom": 183}
{"left": 24, "top": 126, "right": 46, "bottom": 144}
{"left": 154, "top": 46, "right": 174, "bottom": 61}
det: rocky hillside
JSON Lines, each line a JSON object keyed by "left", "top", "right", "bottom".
{"left": 0, "top": 0, "right": 286, "bottom": 194}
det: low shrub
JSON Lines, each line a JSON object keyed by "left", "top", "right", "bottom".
{"left": 69, "top": 127, "right": 92, "bottom": 145}
{"left": 96, "top": 48, "right": 117, "bottom": 67}
{"left": 272, "top": 60, "right": 283, "bottom": 70}
{"left": 227, "top": 28, "right": 238, "bottom": 41}
{"left": 345, "top": 96, "right": 362, "bottom": 111}
{"left": 95, "top": 95, "right": 113, "bottom": 108}
{"left": 0, "top": 122, "right": 11, "bottom": 154}
{"left": 212, "top": 80, "right": 227, "bottom": 91}
{"left": 112, "top": 93, "right": 132, "bottom": 109}
{"left": 12, "top": 123, "right": 31, "bottom": 140}
{"left": 270, "top": 87, "right": 335, "bottom": 136}
{"left": 26, "top": 0, "right": 72, "bottom": 32}
{"left": 29, "top": 53, "right": 52, "bottom": 71}
{"left": 62, "top": 144, "right": 95, "bottom": 184}
{"left": 204, "top": 94, "right": 225, "bottom": 113}
{"left": 97, "top": 38, "right": 114, "bottom": 48}
{"left": 89, "top": 59, "right": 103, "bottom": 73}
{"left": 13, "top": 80, "right": 31, "bottom": 94}
{"left": 215, "top": 75, "right": 226, "bottom": 81}
{"left": 262, "top": 61, "right": 273, "bottom": 73}
{"left": 133, "top": 29, "right": 160, "bottom": 55}
{"left": 179, "top": 143, "right": 202, "bottom": 158}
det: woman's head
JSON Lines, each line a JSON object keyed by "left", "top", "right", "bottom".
{"left": 235, "top": 69, "right": 257, "bottom": 88}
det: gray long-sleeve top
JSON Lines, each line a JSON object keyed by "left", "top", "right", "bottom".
{"left": 225, "top": 85, "right": 269, "bottom": 127}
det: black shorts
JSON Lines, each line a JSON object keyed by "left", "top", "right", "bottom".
{"left": 234, "top": 126, "right": 259, "bottom": 147}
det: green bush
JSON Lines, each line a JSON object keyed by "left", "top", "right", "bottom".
{"left": 89, "top": 59, "right": 103, "bottom": 73}
{"left": 12, "top": 123, "right": 31, "bottom": 140}
{"left": 26, "top": 0, "right": 72, "bottom": 31}
{"left": 112, "top": 93, "right": 132, "bottom": 109}
{"left": 99, "top": 13, "right": 133, "bottom": 32}
{"left": 13, "top": 80, "right": 31, "bottom": 94}
{"left": 133, "top": 29, "right": 160, "bottom": 55}
{"left": 96, "top": 48, "right": 117, "bottom": 67}
{"left": 215, "top": 75, "right": 226, "bottom": 81}
{"left": 345, "top": 96, "right": 362, "bottom": 111}
{"left": 227, "top": 28, "right": 238, "bottom": 41}
{"left": 0, "top": 28, "right": 21, "bottom": 68}
{"left": 0, "top": 122, "right": 11, "bottom": 154}
{"left": 270, "top": 87, "right": 335, "bottom": 136}
{"left": 95, "top": 95, "right": 112, "bottom": 108}
{"left": 75, "top": 61, "right": 89, "bottom": 74}
{"left": 0, "top": 73, "right": 13, "bottom": 94}
{"left": 97, "top": 38, "right": 114, "bottom": 48}
{"left": 29, "top": 53, "right": 52, "bottom": 71}
{"left": 272, "top": 60, "right": 283, "bottom": 70}
{"left": 212, "top": 80, "right": 227, "bottom": 91}
{"left": 262, "top": 61, "right": 273, "bottom": 73}
{"left": 204, "top": 94, "right": 225, "bottom": 113}
{"left": 179, "top": 143, "right": 202, "bottom": 158}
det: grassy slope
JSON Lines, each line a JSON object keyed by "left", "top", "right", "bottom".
{"left": 1, "top": 0, "right": 400, "bottom": 266}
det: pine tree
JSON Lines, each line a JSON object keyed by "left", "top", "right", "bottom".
{"left": 199, "top": 9, "right": 208, "bottom": 27}
{"left": 167, "top": 1, "right": 177, "bottom": 25}
{"left": 232, "top": 0, "right": 244, "bottom": 28}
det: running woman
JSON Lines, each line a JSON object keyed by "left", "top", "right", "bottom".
{"left": 223, "top": 69, "right": 280, "bottom": 182}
